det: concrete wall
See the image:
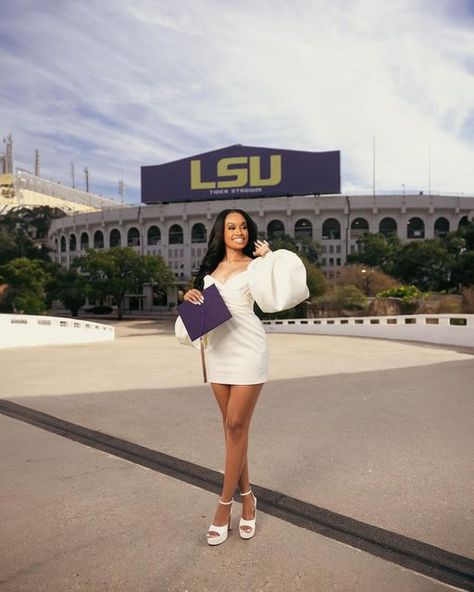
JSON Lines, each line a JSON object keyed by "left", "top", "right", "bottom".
{"left": 0, "top": 314, "right": 115, "bottom": 349}
{"left": 262, "top": 314, "right": 474, "bottom": 348}
{"left": 48, "top": 193, "right": 474, "bottom": 280}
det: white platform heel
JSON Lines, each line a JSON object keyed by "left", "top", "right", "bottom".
{"left": 239, "top": 489, "right": 257, "bottom": 540}
{"left": 206, "top": 497, "right": 233, "bottom": 546}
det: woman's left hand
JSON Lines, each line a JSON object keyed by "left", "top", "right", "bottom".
{"left": 253, "top": 239, "right": 272, "bottom": 257}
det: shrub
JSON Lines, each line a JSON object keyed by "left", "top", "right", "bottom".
{"left": 315, "top": 285, "right": 367, "bottom": 315}
{"left": 335, "top": 264, "right": 399, "bottom": 296}
{"left": 377, "top": 285, "right": 422, "bottom": 301}
{"left": 461, "top": 287, "right": 474, "bottom": 313}
{"left": 415, "top": 295, "right": 462, "bottom": 314}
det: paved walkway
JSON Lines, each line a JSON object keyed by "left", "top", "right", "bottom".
{"left": 0, "top": 319, "right": 473, "bottom": 591}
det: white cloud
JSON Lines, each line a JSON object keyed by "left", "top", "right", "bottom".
{"left": 1, "top": 0, "right": 473, "bottom": 202}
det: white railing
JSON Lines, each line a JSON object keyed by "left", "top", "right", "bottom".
{"left": 0, "top": 314, "right": 115, "bottom": 349}
{"left": 262, "top": 314, "right": 474, "bottom": 348}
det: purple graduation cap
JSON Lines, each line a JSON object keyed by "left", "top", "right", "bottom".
{"left": 177, "top": 283, "right": 232, "bottom": 341}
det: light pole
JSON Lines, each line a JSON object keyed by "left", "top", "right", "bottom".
{"left": 361, "top": 268, "right": 369, "bottom": 295}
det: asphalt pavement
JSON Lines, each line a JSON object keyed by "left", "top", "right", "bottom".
{"left": 0, "top": 318, "right": 473, "bottom": 592}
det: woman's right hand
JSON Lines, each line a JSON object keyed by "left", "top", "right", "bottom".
{"left": 183, "top": 289, "right": 204, "bottom": 305}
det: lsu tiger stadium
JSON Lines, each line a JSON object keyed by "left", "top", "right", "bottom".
{"left": 3, "top": 141, "right": 473, "bottom": 313}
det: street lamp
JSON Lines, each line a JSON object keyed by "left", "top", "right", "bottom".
{"left": 361, "top": 268, "right": 369, "bottom": 295}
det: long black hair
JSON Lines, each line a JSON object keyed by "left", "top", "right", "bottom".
{"left": 194, "top": 209, "right": 258, "bottom": 289}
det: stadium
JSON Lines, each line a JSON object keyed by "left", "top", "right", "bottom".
{"left": 0, "top": 135, "right": 121, "bottom": 216}
{"left": 4, "top": 139, "right": 473, "bottom": 314}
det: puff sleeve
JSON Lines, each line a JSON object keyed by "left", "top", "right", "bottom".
{"left": 174, "top": 315, "right": 201, "bottom": 349}
{"left": 247, "top": 249, "right": 310, "bottom": 313}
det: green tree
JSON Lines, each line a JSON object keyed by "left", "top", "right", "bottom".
{"left": 347, "top": 232, "right": 400, "bottom": 269}
{"left": 46, "top": 265, "right": 87, "bottom": 317}
{"left": 18, "top": 206, "right": 65, "bottom": 239}
{"left": 0, "top": 258, "right": 51, "bottom": 314}
{"left": 0, "top": 218, "right": 36, "bottom": 264}
{"left": 73, "top": 247, "right": 175, "bottom": 320}
{"left": 263, "top": 234, "right": 321, "bottom": 264}
{"left": 301, "top": 257, "right": 326, "bottom": 297}
{"left": 388, "top": 240, "right": 454, "bottom": 292}
{"left": 458, "top": 219, "right": 474, "bottom": 251}
{"left": 451, "top": 250, "right": 474, "bottom": 287}
{"left": 0, "top": 206, "right": 62, "bottom": 264}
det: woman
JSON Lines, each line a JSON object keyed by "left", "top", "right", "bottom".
{"left": 175, "top": 209, "right": 309, "bottom": 545}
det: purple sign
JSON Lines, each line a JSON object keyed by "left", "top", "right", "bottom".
{"left": 141, "top": 144, "right": 340, "bottom": 204}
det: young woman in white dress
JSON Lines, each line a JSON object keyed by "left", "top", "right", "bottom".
{"left": 176, "top": 209, "right": 309, "bottom": 545}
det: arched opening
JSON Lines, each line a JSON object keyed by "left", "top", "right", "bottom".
{"left": 434, "top": 217, "right": 450, "bottom": 239}
{"left": 147, "top": 225, "right": 161, "bottom": 246}
{"left": 407, "top": 217, "right": 425, "bottom": 239}
{"left": 69, "top": 234, "right": 77, "bottom": 251}
{"left": 60, "top": 236, "right": 67, "bottom": 252}
{"left": 191, "top": 223, "right": 207, "bottom": 243}
{"left": 80, "top": 232, "right": 89, "bottom": 250}
{"left": 127, "top": 227, "right": 140, "bottom": 247}
{"left": 458, "top": 216, "right": 470, "bottom": 230}
{"left": 169, "top": 224, "right": 184, "bottom": 244}
{"left": 294, "top": 219, "right": 313, "bottom": 239}
{"left": 322, "top": 218, "right": 341, "bottom": 240}
{"left": 379, "top": 217, "right": 397, "bottom": 237}
{"left": 110, "top": 229, "right": 121, "bottom": 248}
{"left": 94, "top": 230, "right": 104, "bottom": 249}
{"left": 267, "top": 219, "right": 285, "bottom": 240}
{"left": 350, "top": 217, "right": 369, "bottom": 239}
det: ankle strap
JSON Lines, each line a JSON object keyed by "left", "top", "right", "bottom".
{"left": 218, "top": 497, "right": 233, "bottom": 505}
{"left": 240, "top": 489, "right": 252, "bottom": 496}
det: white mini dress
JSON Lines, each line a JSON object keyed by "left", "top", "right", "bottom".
{"left": 175, "top": 249, "right": 309, "bottom": 385}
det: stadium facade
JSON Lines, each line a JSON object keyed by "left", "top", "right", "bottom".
{"left": 47, "top": 182, "right": 474, "bottom": 313}
{"left": 2, "top": 140, "right": 466, "bottom": 314}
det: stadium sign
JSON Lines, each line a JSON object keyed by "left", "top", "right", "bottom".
{"left": 141, "top": 144, "right": 340, "bottom": 203}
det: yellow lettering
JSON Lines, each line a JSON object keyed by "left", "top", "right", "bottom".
{"left": 190, "top": 160, "right": 215, "bottom": 189}
{"left": 217, "top": 157, "right": 248, "bottom": 188}
{"left": 191, "top": 154, "right": 282, "bottom": 190}
{"left": 249, "top": 155, "right": 281, "bottom": 186}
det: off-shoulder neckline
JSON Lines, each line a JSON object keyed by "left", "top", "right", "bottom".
{"left": 207, "top": 269, "right": 249, "bottom": 286}
{"left": 206, "top": 254, "right": 269, "bottom": 286}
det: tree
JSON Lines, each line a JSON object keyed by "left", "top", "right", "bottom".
{"left": 72, "top": 247, "right": 175, "bottom": 320}
{"left": 11, "top": 206, "right": 65, "bottom": 240}
{"left": 263, "top": 234, "right": 321, "bottom": 264}
{"left": 0, "top": 218, "right": 37, "bottom": 264}
{"left": 347, "top": 232, "right": 400, "bottom": 269}
{"left": 301, "top": 256, "right": 326, "bottom": 297}
{"left": 388, "top": 240, "right": 454, "bottom": 292}
{"left": 0, "top": 258, "right": 51, "bottom": 314}
{"left": 0, "top": 206, "right": 62, "bottom": 265}
{"left": 458, "top": 220, "right": 474, "bottom": 251}
{"left": 46, "top": 265, "right": 87, "bottom": 317}
{"left": 451, "top": 250, "right": 474, "bottom": 287}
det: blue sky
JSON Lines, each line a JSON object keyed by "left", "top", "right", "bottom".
{"left": 1, "top": 0, "right": 474, "bottom": 203}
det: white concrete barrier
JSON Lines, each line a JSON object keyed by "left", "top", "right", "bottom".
{"left": 263, "top": 314, "right": 474, "bottom": 348}
{"left": 0, "top": 314, "right": 115, "bottom": 349}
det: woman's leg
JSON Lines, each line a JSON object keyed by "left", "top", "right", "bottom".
{"left": 209, "top": 383, "right": 262, "bottom": 530}
{"left": 210, "top": 383, "right": 252, "bottom": 493}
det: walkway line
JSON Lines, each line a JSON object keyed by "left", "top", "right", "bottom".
{"left": 1, "top": 399, "right": 473, "bottom": 592}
